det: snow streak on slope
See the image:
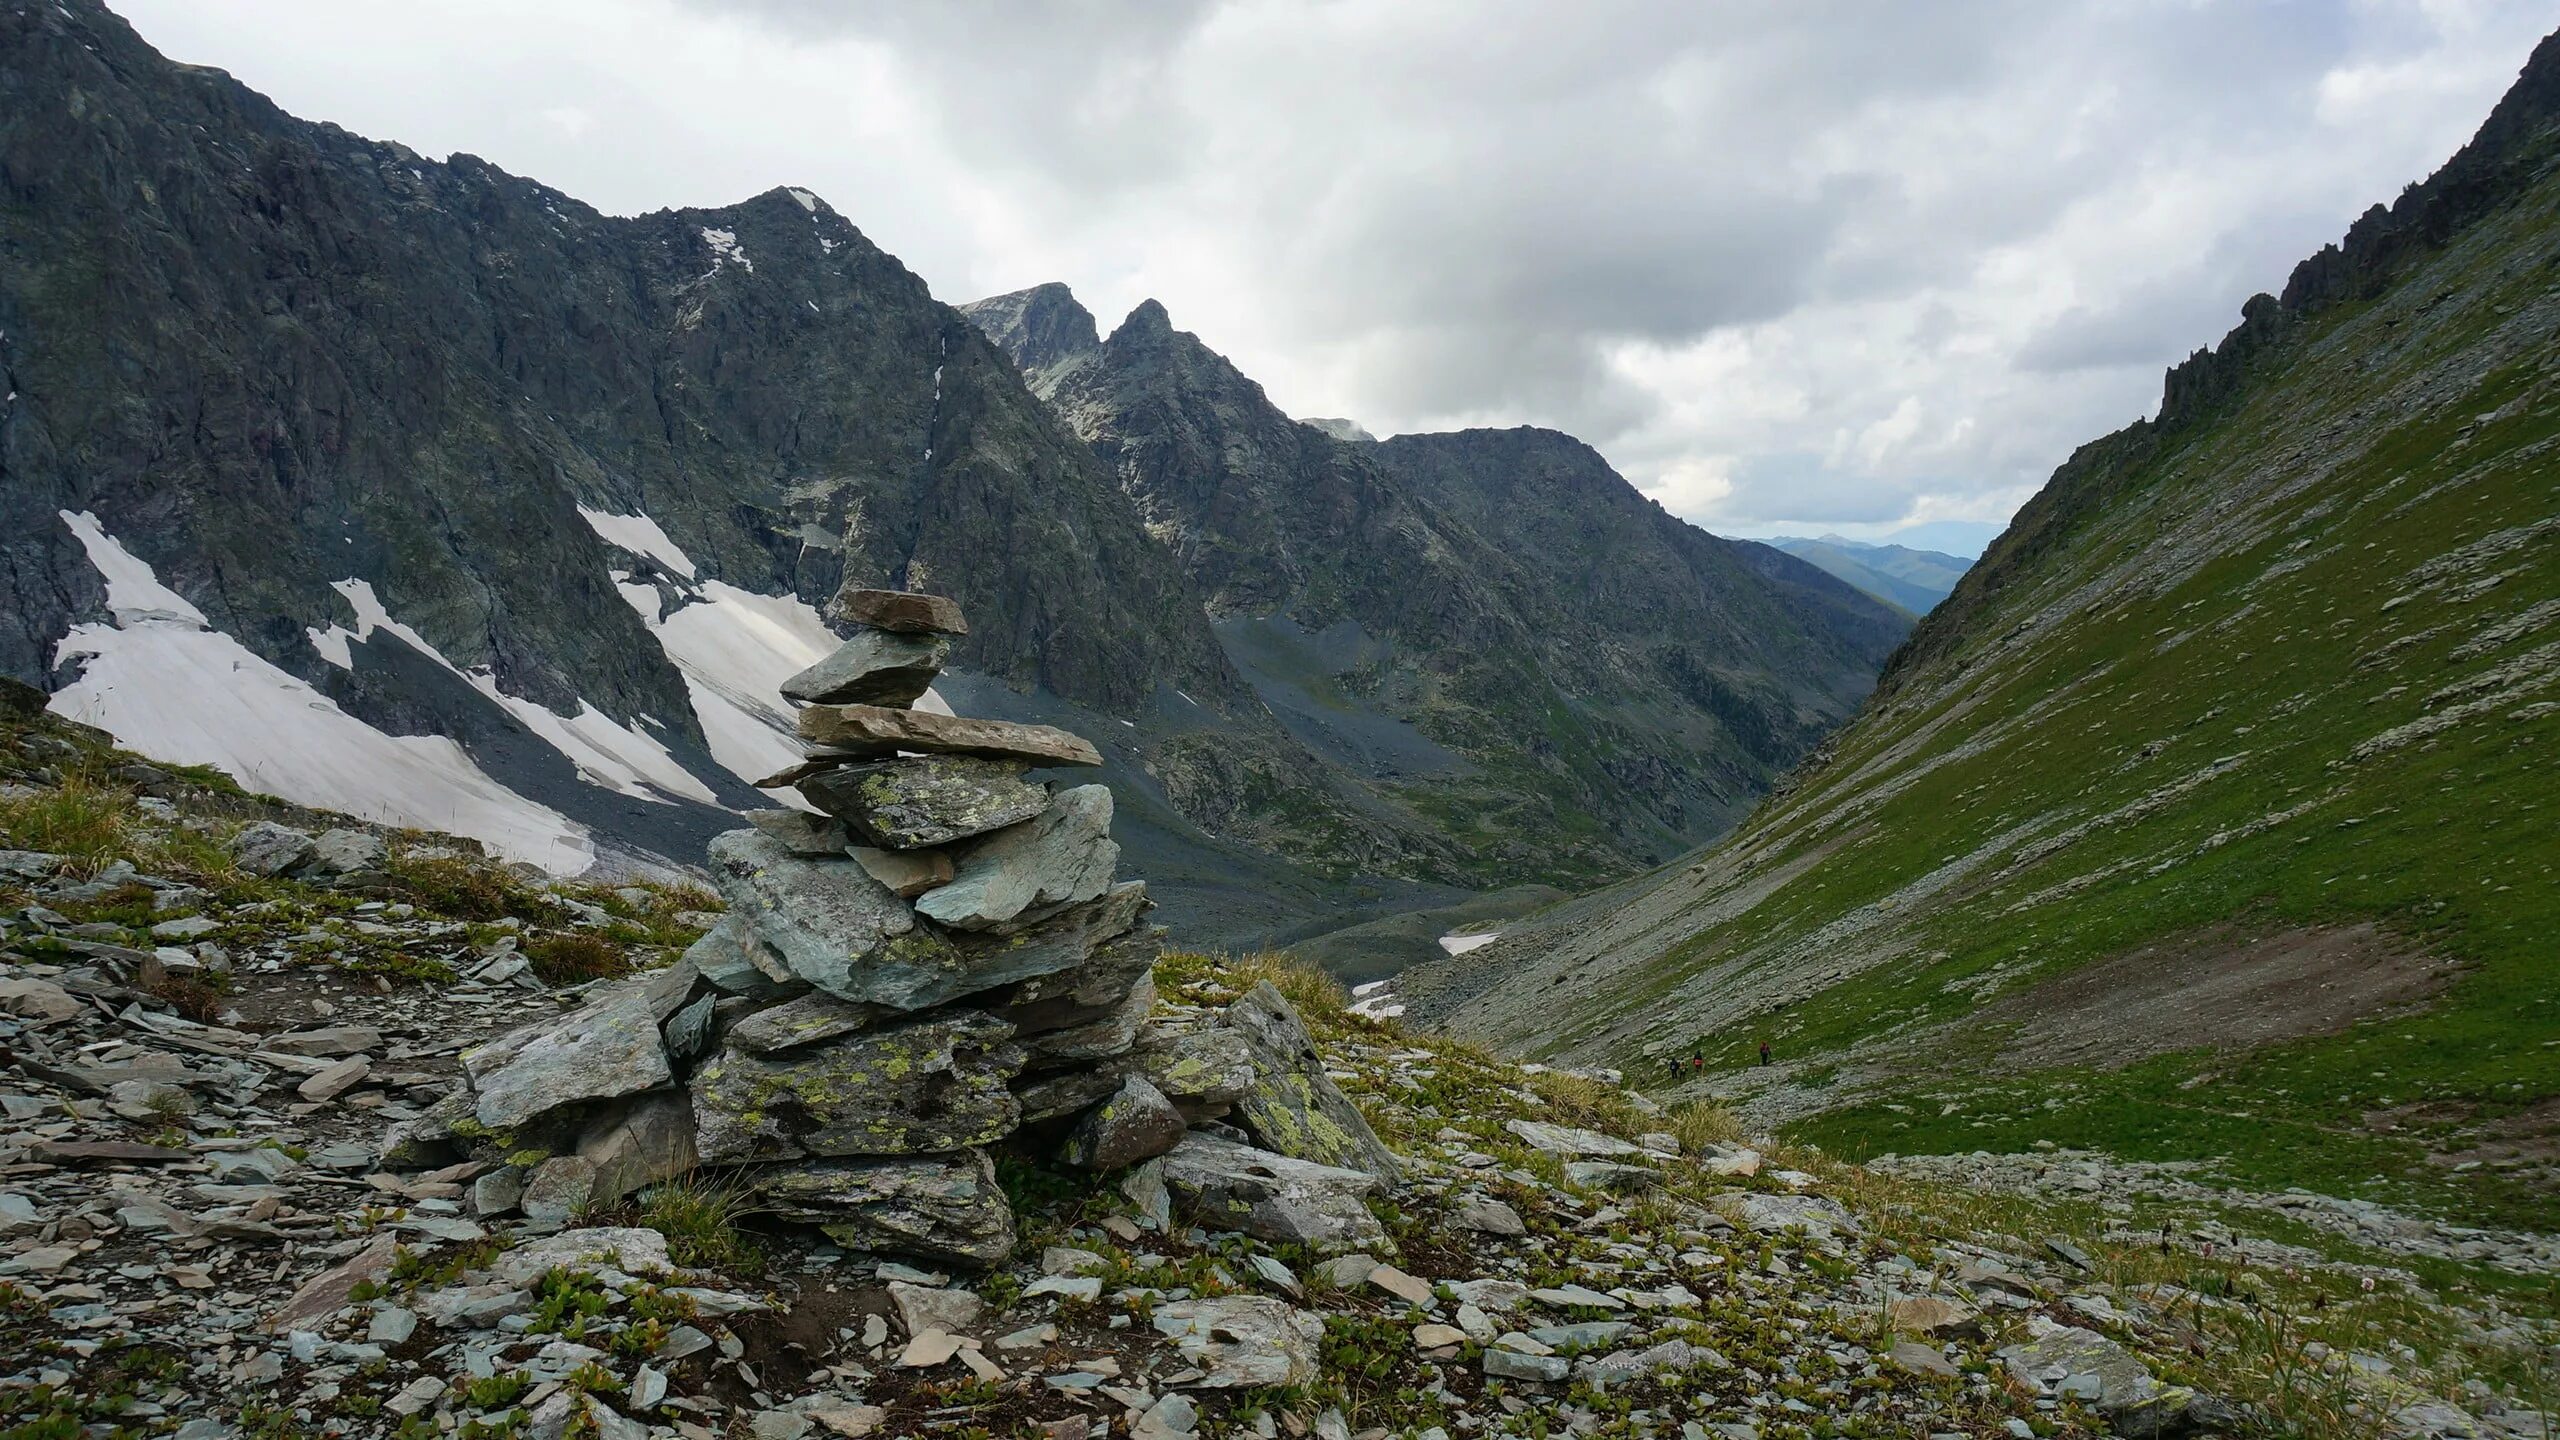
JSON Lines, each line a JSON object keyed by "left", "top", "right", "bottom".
{"left": 48, "top": 512, "right": 594, "bottom": 873}
{"left": 305, "top": 579, "right": 718, "bottom": 805}
{"left": 574, "top": 506, "right": 697, "bottom": 579}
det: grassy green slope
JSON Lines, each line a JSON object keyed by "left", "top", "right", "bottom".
{"left": 1403, "top": 42, "right": 2560, "bottom": 1231}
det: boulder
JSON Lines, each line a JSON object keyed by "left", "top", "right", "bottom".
{"left": 308, "top": 828, "right": 390, "bottom": 875}
{"left": 796, "top": 705, "right": 1102, "bottom": 768}
{"left": 916, "top": 786, "right": 1117, "bottom": 931}
{"left": 1151, "top": 1297, "right": 1323, "bottom": 1388}
{"left": 463, "top": 975, "right": 677, "bottom": 1131}
{"left": 490, "top": 1227, "right": 673, "bottom": 1286}
{"left": 1150, "top": 1131, "right": 1388, "bottom": 1248}
{"left": 1710, "top": 1191, "right": 1859, "bottom": 1240}
{"left": 830, "top": 588, "right": 969, "bottom": 636}
{"left": 1998, "top": 1319, "right": 2237, "bottom": 1437}
{"left": 229, "top": 822, "right": 316, "bottom": 877}
{"left": 1220, "top": 983, "right": 1400, "bottom": 1180}
{"left": 1062, "top": 1075, "right": 1188, "bottom": 1172}
{"left": 781, "top": 630, "right": 951, "bottom": 707}
{"left": 756, "top": 1152, "right": 1016, "bottom": 1267}
{"left": 797, "top": 757, "right": 1049, "bottom": 850}
{"left": 691, "top": 1011, "right": 1025, "bottom": 1164}
{"left": 522, "top": 1156, "right": 599, "bottom": 1225}
{"left": 887, "top": 1281, "right": 984, "bottom": 1337}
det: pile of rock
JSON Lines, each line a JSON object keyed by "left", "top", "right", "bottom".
{"left": 392, "top": 589, "right": 1400, "bottom": 1267}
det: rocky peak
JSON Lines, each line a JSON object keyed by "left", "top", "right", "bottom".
{"left": 956, "top": 281, "right": 1100, "bottom": 375}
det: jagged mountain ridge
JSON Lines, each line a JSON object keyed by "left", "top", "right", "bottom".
{"left": 0, "top": 0, "right": 1536, "bottom": 931}
{"left": 961, "top": 284, "right": 1910, "bottom": 887}
{"left": 1398, "top": 27, "right": 2560, "bottom": 1230}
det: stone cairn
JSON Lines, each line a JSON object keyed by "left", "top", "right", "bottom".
{"left": 389, "top": 588, "right": 1401, "bottom": 1267}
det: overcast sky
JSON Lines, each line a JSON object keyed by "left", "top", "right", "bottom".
{"left": 113, "top": 1, "right": 2551, "bottom": 546}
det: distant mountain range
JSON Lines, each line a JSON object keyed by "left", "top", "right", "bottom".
{"left": 0, "top": 0, "right": 1906, "bottom": 949}
{"left": 1763, "top": 535, "right": 1974, "bottom": 615}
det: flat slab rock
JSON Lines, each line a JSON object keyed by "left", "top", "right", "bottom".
{"left": 780, "top": 630, "right": 950, "bottom": 707}
{"left": 796, "top": 704, "right": 1102, "bottom": 767}
{"left": 756, "top": 1151, "right": 1016, "bottom": 1267}
{"left": 463, "top": 968, "right": 689, "bottom": 1130}
{"left": 829, "top": 588, "right": 969, "bottom": 636}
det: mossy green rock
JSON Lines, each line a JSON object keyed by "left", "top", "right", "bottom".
{"left": 689, "top": 1010, "right": 1025, "bottom": 1164}
{"left": 1222, "top": 981, "right": 1401, "bottom": 1181}
{"left": 916, "top": 784, "right": 1118, "bottom": 931}
{"left": 796, "top": 756, "right": 1049, "bottom": 850}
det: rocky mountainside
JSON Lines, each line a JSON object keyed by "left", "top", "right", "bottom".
{"left": 961, "top": 286, "right": 1909, "bottom": 892}
{"left": 4, "top": 692, "right": 2550, "bottom": 1439}
{"left": 1399, "top": 28, "right": 2560, "bottom": 1236}
{"left": 0, "top": 0, "right": 1607, "bottom": 944}
{"left": 1766, "top": 535, "right": 1974, "bottom": 615}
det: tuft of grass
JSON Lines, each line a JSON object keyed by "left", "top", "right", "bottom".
{"left": 1222, "top": 950, "right": 1351, "bottom": 1019}
{"left": 634, "top": 1175, "right": 766, "bottom": 1277}
{"left": 0, "top": 774, "right": 139, "bottom": 876}
{"left": 524, "top": 932, "right": 630, "bottom": 987}
{"left": 1667, "top": 1098, "right": 1746, "bottom": 1153}
{"left": 141, "top": 973, "right": 225, "bottom": 1024}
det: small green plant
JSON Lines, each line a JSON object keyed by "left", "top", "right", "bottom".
{"left": 526, "top": 931, "right": 630, "bottom": 986}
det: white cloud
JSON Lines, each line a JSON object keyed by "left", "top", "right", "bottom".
{"left": 108, "top": 0, "right": 2555, "bottom": 535}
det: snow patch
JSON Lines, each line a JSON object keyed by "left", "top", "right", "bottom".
{"left": 699, "top": 226, "right": 752, "bottom": 273}
{"left": 307, "top": 579, "right": 717, "bottom": 806}
{"left": 1438, "top": 930, "right": 1501, "bottom": 957}
{"left": 1350, "top": 979, "right": 1406, "bottom": 1020}
{"left": 576, "top": 506, "right": 698, "bottom": 578}
{"left": 48, "top": 514, "right": 591, "bottom": 873}
{"left": 786, "top": 187, "right": 818, "bottom": 212}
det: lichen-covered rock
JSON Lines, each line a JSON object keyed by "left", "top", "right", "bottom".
{"left": 308, "top": 828, "right": 389, "bottom": 875}
{"left": 797, "top": 756, "right": 1049, "bottom": 850}
{"left": 1998, "top": 1319, "right": 2239, "bottom": 1437}
{"left": 1149, "top": 1131, "right": 1388, "bottom": 1248}
{"left": 1135, "top": 1025, "right": 1260, "bottom": 1121}
{"left": 756, "top": 1151, "right": 1016, "bottom": 1267}
{"left": 691, "top": 1012, "right": 1026, "bottom": 1163}
{"left": 781, "top": 630, "right": 951, "bottom": 707}
{"left": 1020, "top": 973, "right": 1156, "bottom": 1065}
{"left": 1062, "top": 1074, "right": 1188, "bottom": 1171}
{"left": 1220, "top": 982, "right": 1401, "bottom": 1180}
{"left": 916, "top": 785, "right": 1118, "bottom": 931}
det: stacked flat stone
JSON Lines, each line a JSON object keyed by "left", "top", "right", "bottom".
{"left": 390, "top": 589, "right": 1403, "bottom": 1269}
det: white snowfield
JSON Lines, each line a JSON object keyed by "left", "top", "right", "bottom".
{"left": 306, "top": 578, "right": 717, "bottom": 807}
{"left": 1350, "top": 978, "right": 1407, "bottom": 1020}
{"left": 48, "top": 512, "right": 595, "bottom": 873}
{"left": 1439, "top": 929, "right": 1502, "bottom": 956}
